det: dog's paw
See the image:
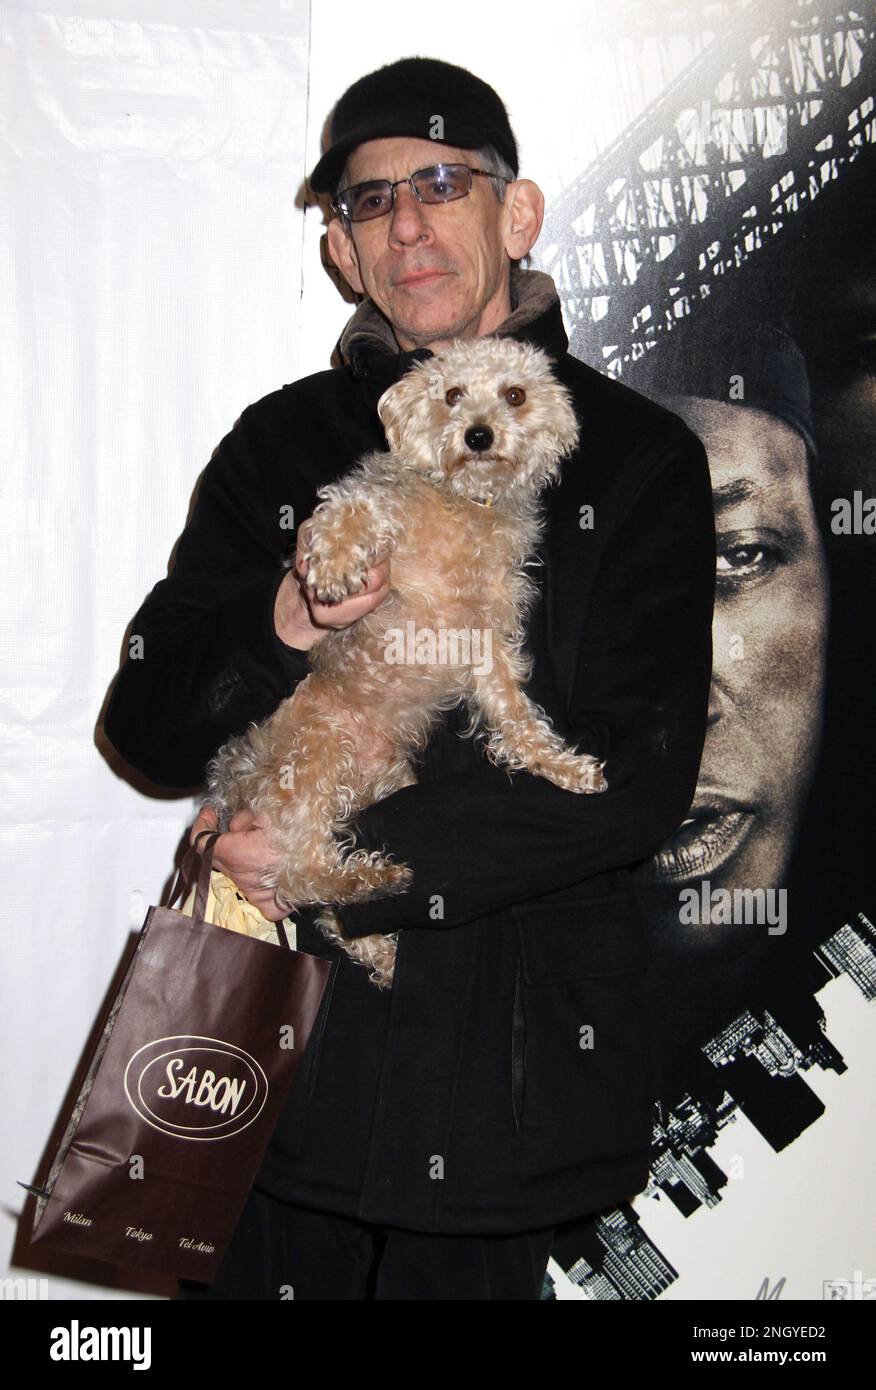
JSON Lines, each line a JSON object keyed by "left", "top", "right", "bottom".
{"left": 530, "top": 752, "right": 607, "bottom": 794}
{"left": 304, "top": 549, "right": 369, "bottom": 604}
{"left": 335, "top": 849, "right": 413, "bottom": 900}
{"left": 315, "top": 909, "right": 398, "bottom": 989}
{"left": 370, "top": 859, "right": 414, "bottom": 896}
{"left": 570, "top": 757, "right": 607, "bottom": 794}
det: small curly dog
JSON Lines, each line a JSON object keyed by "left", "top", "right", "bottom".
{"left": 206, "top": 336, "right": 606, "bottom": 988}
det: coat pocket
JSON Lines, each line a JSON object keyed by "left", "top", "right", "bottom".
{"left": 511, "top": 965, "right": 526, "bottom": 1135}
{"left": 510, "top": 894, "right": 654, "bottom": 1180}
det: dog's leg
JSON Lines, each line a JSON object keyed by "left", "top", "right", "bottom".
{"left": 313, "top": 908, "right": 400, "bottom": 990}
{"left": 277, "top": 759, "right": 415, "bottom": 990}
{"left": 469, "top": 640, "right": 607, "bottom": 793}
{"left": 297, "top": 756, "right": 416, "bottom": 988}
{"left": 304, "top": 488, "right": 399, "bottom": 604}
{"left": 250, "top": 768, "right": 414, "bottom": 913}
{"left": 263, "top": 739, "right": 415, "bottom": 910}
{"left": 270, "top": 848, "right": 413, "bottom": 909}
{"left": 206, "top": 679, "right": 387, "bottom": 901}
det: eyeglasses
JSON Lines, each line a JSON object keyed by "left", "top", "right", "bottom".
{"left": 331, "top": 163, "right": 510, "bottom": 223}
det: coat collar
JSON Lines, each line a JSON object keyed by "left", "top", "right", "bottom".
{"left": 336, "top": 266, "right": 569, "bottom": 407}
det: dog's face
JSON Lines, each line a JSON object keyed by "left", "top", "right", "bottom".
{"left": 376, "top": 337, "right": 580, "bottom": 504}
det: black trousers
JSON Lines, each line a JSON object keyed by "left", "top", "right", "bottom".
{"left": 173, "top": 1183, "right": 554, "bottom": 1300}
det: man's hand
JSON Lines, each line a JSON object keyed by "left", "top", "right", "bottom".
{"left": 190, "top": 805, "right": 290, "bottom": 922}
{"left": 274, "top": 518, "right": 391, "bottom": 650}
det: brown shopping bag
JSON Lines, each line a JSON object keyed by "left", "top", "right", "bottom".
{"left": 25, "top": 832, "right": 334, "bottom": 1283}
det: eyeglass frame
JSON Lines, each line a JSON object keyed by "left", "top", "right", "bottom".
{"left": 330, "top": 162, "right": 512, "bottom": 223}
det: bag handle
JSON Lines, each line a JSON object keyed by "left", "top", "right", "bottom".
{"left": 166, "top": 829, "right": 220, "bottom": 920}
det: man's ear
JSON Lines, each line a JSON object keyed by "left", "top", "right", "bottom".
{"left": 502, "top": 179, "right": 545, "bottom": 263}
{"left": 327, "top": 218, "right": 365, "bottom": 295}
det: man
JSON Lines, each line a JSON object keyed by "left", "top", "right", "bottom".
{"left": 103, "top": 57, "right": 715, "bottom": 1300}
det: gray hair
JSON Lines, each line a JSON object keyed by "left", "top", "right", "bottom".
{"left": 333, "top": 142, "right": 515, "bottom": 214}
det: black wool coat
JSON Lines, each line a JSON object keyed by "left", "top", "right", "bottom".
{"left": 103, "top": 269, "right": 715, "bottom": 1234}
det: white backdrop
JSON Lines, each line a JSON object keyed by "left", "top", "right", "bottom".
{"left": 3, "top": 0, "right": 872, "bottom": 1300}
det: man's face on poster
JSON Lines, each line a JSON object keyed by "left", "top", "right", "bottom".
{"left": 642, "top": 400, "right": 828, "bottom": 944}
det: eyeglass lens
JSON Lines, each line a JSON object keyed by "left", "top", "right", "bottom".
{"left": 343, "top": 165, "right": 473, "bottom": 220}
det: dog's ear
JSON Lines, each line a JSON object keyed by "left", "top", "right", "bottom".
{"left": 377, "top": 366, "right": 433, "bottom": 458}
{"left": 554, "top": 395, "right": 581, "bottom": 459}
{"left": 543, "top": 384, "right": 581, "bottom": 461}
{"left": 377, "top": 380, "right": 405, "bottom": 452}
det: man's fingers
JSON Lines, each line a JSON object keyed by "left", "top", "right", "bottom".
{"left": 305, "top": 567, "right": 391, "bottom": 627}
{"left": 190, "top": 807, "right": 291, "bottom": 921}
{"left": 243, "top": 893, "right": 291, "bottom": 923}
{"left": 311, "top": 592, "right": 387, "bottom": 627}
{"left": 205, "top": 848, "right": 288, "bottom": 922}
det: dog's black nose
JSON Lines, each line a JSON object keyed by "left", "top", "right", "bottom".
{"left": 464, "top": 425, "right": 493, "bottom": 453}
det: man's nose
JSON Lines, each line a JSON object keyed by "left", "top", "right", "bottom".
{"left": 709, "top": 618, "right": 739, "bottom": 722}
{"left": 707, "top": 682, "right": 722, "bottom": 724}
{"left": 464, "top": 425, "right": 494, "bottom": 453}
{"left": 388, "top": 184, "right": 433, "bottom": 245}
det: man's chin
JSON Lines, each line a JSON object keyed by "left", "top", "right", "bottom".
{"left": 394, "top": 315, "right": 464, "bottom": 344}
{"left": 383, "top": 298, "right": 472, "bottom": 346}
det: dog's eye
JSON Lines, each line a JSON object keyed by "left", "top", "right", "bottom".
{"left": 505, "top": 386, "right": 526, "bottom": 406}
{"left": 445, "top": 386, "right": 465, "bottom": 406}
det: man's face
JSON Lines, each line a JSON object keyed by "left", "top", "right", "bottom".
{"left": 326, "top": 136, "right": 541, "bottom": 350}
{"left": 644, "top": 400, "right": 828, "bottom": 937}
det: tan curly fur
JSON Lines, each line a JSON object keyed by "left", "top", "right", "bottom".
{"left": 206, "top": 337, "right": 607, "bottom": 989}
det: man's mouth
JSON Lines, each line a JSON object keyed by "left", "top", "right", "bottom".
{"left": 644, "top": 793, "right": 757, "bottom": 883}
{"left": 395, "top": 269, "right": 449, "bottom": 287}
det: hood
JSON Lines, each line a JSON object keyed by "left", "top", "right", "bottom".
{"left": 335, "top": 265, "right": 569, "bottom": 407}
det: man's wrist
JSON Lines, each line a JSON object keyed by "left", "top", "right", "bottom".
{"left": 274, "top": 569, "right": 318, "bottom": 652}
{"left": 276, "top": 627, "right": 314, "bottom": 656}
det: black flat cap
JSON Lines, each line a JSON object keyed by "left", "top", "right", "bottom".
{"left": 309, "top": 56, "right": 519, "bottom": 195}
{"left": 630, "top": 316, "right": 818, "bottom": 464}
